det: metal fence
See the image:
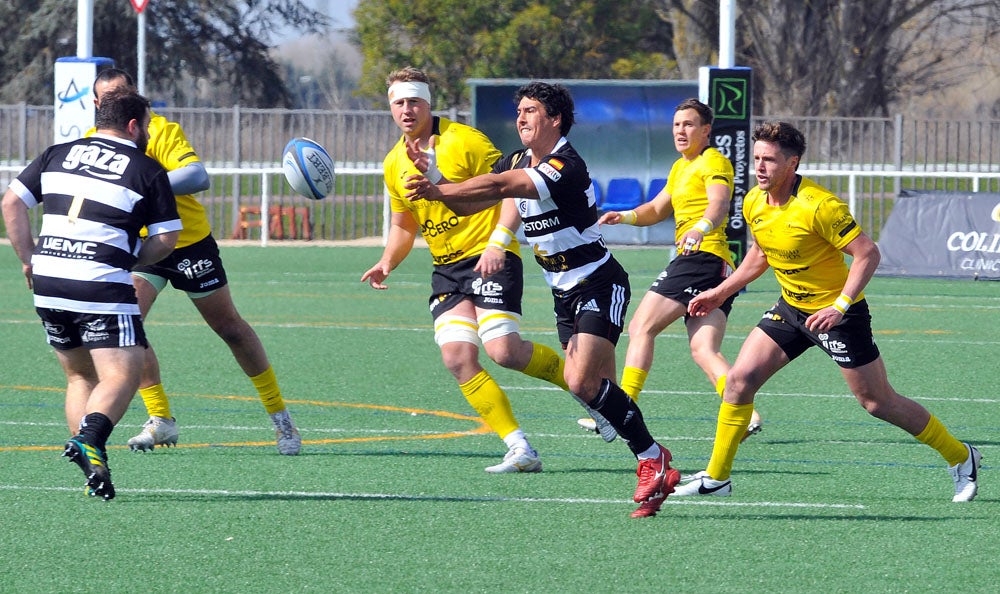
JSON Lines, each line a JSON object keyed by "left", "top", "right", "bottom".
{"left": 2, "top": 104, "right": 999, "bottom": 243}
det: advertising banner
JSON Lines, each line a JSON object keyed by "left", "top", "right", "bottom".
{"left": 54, "top": 57, "right": 114, "bottom": 144}
{"left": 699, "top": 67, "right": 752, "bottom": 265}
{"left": 876, "top": 190, "right": 1000, "bottom": 280}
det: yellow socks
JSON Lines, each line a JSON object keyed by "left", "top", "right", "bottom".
{"left": 460, "top": 369, "right": 518, "bottom": 439}
{"left": 715, "top": 374, "right": 726, "bottom": 398}
{"left": 251, "top": 366, "right": 286, "bottom": 414}
{"left": 521, "top": 343, "right": 569, "bottom": 391}
{"left": 705, "top": 401, "right": 755, "bottom": 481}
{"left": 620, "top": 366, "right": 647, "bottom": 401}
{"left": 915, "top": 415, "right": 969, "bottom": 466}
{"left": 138, "top": 384, "right": 172, "bottom": 419}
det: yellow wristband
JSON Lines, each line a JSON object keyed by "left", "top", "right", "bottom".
{"left": 692, "top": 218, "right": 713, "bottom": 234}
{"left": 832, "top": 293, "right": 853, "bottom": 314}
{"left": 620, "top": 210, "right": 638, "bottom": 225}
{"left": 488, "top": 225, "right": 515, "bottom": 250}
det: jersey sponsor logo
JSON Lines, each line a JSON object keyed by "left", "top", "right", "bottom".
{"left": 432, "top": 249, "right": 465, "bottom": 265}
{"left": 198, "top": 278, "right": 220, "bottom": 289}
{"left": 178, "top": 258, "right": 216, "bottom": 280}
{"left": 421, "top": 215, "right": 460, "bottom": 238}
{"left": 817, "top": 333, "right": 848, "bottom": 354}
{"left": 39, "top": 236, "right": 99, "bottom": 258}
{"left": 774, "top": 266, "right": 807, "bottom": 276}
{"left": 81, "top": 319, "right": 110, "bottom": 343}
{"left": 63, "top": 143, "right": 131, "bottom": 180}
{"left": 472, "top": 278, "right": 504, "bottom": 298}
{"left": 537, "top": 162, "right": 562, "bottom": 181}
{"left": 43, "top": 322, "right": 72, "bottom": 344}
{"left": 523, "top": 216, "right": 562, "bottom": 234}
{"left": 577, "top": 298, "right": 601, "bottom": 314}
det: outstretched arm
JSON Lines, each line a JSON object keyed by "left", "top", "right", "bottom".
{"left": 405, "top": 169, "right": 537, "bottom": 216}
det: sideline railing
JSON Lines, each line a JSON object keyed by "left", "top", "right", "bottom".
{"left": 3, "top": 165, "right": 999, "bottom": 246}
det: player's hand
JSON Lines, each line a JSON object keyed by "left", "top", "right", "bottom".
{"left": 688, "top": 289, "right": 721, "bottom": 317}
{"left": 361, "top": 262, "right": 391, "bottom": 290}
{"left": 475, "top": 245, "right": 505, "bottom": 277}
{"left": 678, "top": 231, "right": 704, "bottom": 255}
{"left": 404, "top": 174, "right": 442, "bottom": 202}
{"left": 21, "top": 262, "right": 32, "bottom": 290}
{"left": 598, "top": 211, "right": 621, "bottom": 226}
{"left": 805, "top": 307, "right": 844, "bottom": 333}
{"left": 405, "top": 136, "right": 441, "bottom": 182}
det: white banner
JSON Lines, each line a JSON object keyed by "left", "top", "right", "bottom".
{"left": 53, "top": 57, "right": 113, "bottom": 144}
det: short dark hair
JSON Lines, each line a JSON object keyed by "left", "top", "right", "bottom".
{"left": 675, "top": 98, "right": 714, "bottom": 126}
{"left": 752, "top": 121, "right": 807, "bottom": 158}
{"left": 94, "top": 68, "right": 136, "bottom": 93}
{"left": 515, "top": 82, "right": 575, "bottom": 136}
{"left": 95, "top": 90, "right": 150, "bottom": 133}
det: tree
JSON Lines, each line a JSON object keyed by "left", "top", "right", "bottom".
{"left": 652, "top": 0, "right": 999, "bottom": 117}
{"left": 353, "top": 0, "right": 675, "bottom": 108}
{"left": 0, "top": 0, "right": 330, "bottom": 107}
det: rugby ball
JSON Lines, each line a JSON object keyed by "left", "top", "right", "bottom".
{"left": 282, "top": 137, "right": 336, "bottom": 200}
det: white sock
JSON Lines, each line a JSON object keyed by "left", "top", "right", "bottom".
{"left": 636, "top": 443, "right": 661, "bottom": 460}
{"left": 502, "top": 429, "right": 530, "bottom": 451}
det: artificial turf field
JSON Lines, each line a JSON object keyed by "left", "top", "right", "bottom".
{"left": 0, "top": 243, "right": 996, "bottom": 593}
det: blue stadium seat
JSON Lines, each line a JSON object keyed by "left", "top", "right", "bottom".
{"left": 601, "top": 177, "right": 643, "bottom": 211}
{"left": 647, "top": 177, "right": 667, "bottom": 201}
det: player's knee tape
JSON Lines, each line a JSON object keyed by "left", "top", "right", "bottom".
{"left": 477, "top": 310, "right": 522, "bottom": 343}
{"left": 434, "top": 315, "right": 481, "bottom": 346}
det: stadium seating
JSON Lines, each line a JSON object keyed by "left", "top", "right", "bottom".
{"left": 600, "top": 177, "right": 643, "bottom": 211}
{"left": 647, "top": 177, "right": 667, "bottom": 201}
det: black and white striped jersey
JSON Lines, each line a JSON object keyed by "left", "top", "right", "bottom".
{"left": 495, "top": 138, "right": 610, "bottom": 291}
{"left": 8, "top": 133, "right": 181, "bottom": 315}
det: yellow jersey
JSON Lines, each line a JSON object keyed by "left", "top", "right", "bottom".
{"left": 744, "top": 175, "right": 863, "bottom": 313}
{"left": 86, "top": 110, "right": 209, "bottom": 248}
{"left": 665, "top": 147, "right": 735, "bottom": 266}
{"left": 384, "top": 117, "right": 513, "bottom": 266}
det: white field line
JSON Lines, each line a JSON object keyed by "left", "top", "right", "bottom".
{"left": 0, "top": 484, "right": 865, "bottom": 509}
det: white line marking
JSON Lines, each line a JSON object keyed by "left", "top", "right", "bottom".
{"left": 0, "top": 485, "right": 865, "bottom": 509}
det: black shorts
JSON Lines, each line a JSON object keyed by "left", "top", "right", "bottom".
{"left": 552, "top": 258, "right": 631, "bottom": 347}
{"left": 649, "top": 251, "right": 736, "bottom": 317}
{"left": 428, "top": 251, "right": 524, "bottom": 321}
{"left": 757, "top": 297, "right": 881, "bottom": 368}
{"left": 37, "top": 308, "right": 148, "bottom": 351}
{"left": 133, "top": 234, "right": 228, "bottom": 294}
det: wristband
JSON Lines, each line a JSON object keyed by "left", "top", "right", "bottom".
{"left": 620, "top": 210, "right": 638, "bottom": 225}
{"left": 487, "top": 224, "right": 515, "bottom": 250}
{"left": 832, "top": 293, "right": 853, "bottom": 314}
{"left": 692, "top": 217, "right": 713, "bottom": 234}
{"left": 423, "top": 147, "right": 443, "bottom": 183}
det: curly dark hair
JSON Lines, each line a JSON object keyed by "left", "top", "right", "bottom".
{"left": 515, "top": 82, "right": 575, "bottom": 136}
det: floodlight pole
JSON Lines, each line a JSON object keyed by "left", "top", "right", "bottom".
{"left": 77, "top": 0, "right": 93, "bottom": 58}
{"left": 720, "top": 0, "right": 735, "bottom": 68}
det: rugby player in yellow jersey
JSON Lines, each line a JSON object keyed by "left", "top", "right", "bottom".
{"left": 362, "top": 67, "right": 583, "bottom": 473}
{"left": 90, "top": 69, "right": 301, "bottom": 455}
{"left": 598, "top": 98, "right": 761, "bottom": 440}
{"left": 677, "top": 121, "right": 981, "bottom": 501}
